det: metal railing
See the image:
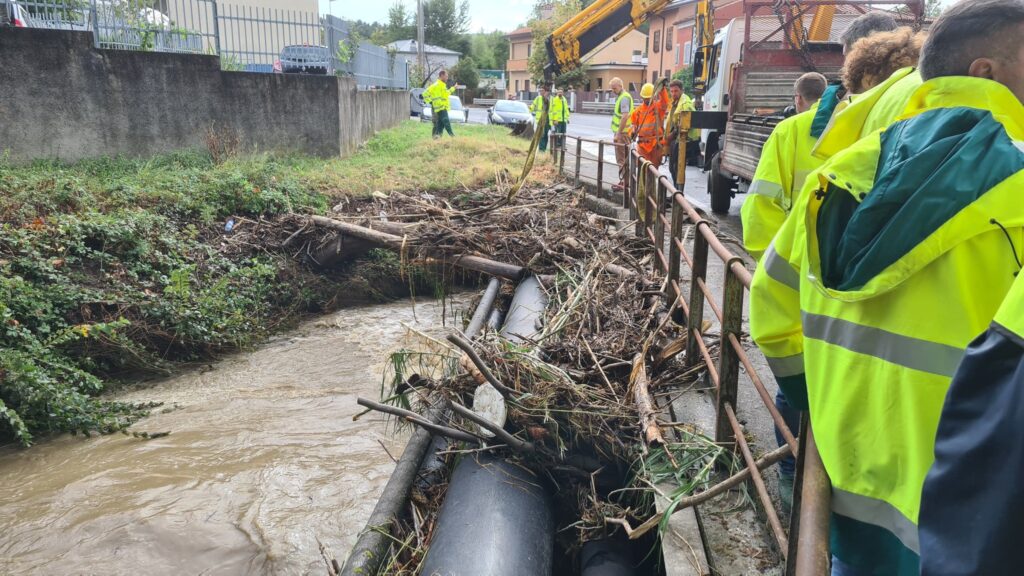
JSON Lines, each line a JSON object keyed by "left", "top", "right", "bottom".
{"left": 557, "top": 132, "right": 832, "bottom": 574}
{"left": 2, "top": 0, "right": 407, "bottom": 88}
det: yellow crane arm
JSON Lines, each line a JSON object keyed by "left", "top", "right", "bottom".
{"left": 544, "top": 0, "right": 672, "bottom": 80}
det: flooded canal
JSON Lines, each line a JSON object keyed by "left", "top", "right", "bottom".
{"left": 0, "top": 297, "right": 462, "bottom": 575}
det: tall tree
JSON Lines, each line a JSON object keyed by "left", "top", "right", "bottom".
{"left": 424, "top": 0, "right": 471, "bottom": 53}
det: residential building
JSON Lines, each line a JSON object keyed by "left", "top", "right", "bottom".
{"left": 507, "top": 26, "right": 533, "bottom": 97}
{"left": 505, "top": 25, "right": 647, "bottom": 98}
{"left": 647, "top": 0, "right": 746, "bottom": 84}
{"left": 388, "top": 39, "right": 462, "bottom": 84}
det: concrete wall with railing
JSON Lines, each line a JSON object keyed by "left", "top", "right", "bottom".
{"left": 0, "top": 28, "right": 406, "bottom": 163}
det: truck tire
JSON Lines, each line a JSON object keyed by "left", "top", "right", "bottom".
{"left": 709, "top": 153, "right": 733, "bottom": 214}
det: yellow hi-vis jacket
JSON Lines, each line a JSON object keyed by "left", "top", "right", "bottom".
{"left": 549, "top": 95, "right": 570, "bottom": 123}
{"left": 669, "top": 93, "right": 699, "bottom": 141}
{"left": 813, "top": 67, "right": 922, "bottom": 160}
{"left": 611, "top": 91, "right": 633, "bottom": 132}
{"left": 740, "top": 103, "right": 821, "bottom": 261}
{"left": 750, "top": 76, "right": 1024, "bottom": 575}
{"left": 530, "top": 94, "right": 548, "bottom": 121}
{"left": 424, "top": 79, "right": 456, "bottom": 112}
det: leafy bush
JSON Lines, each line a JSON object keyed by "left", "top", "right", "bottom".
{"left": 0, "top": 151, "right": 335, "bottom": 445}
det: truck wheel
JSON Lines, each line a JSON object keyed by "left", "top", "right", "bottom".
{"left": 709, "top": 153, "right": 733, "bottom": 214}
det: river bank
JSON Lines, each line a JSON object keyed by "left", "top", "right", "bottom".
{"left": 0, "top": 121, "right": 552, "bottom": 446}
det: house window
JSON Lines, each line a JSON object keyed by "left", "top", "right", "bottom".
{"left": 515, "top": 79, "right": 520, "bottom": 92}
{"left": 683, "top": 41, "right": 692, "bottom": 66}
{"left": 653, "top": 30, "right": 661, "bottom": 53}
{"left": 597, "top": 77, "right": 603, "bottom": 89}
{"left": 527, "top": 43, "right": 532, "bottom": 57}
{"left": 585, "top": 80, "right": 592, "bottom": 91}
{"left": 665, "top": 69, "right": 671, "bottom": 80}
{"left": 652, "top": 71, "right": 659, "bottom": 83}
{"left": 629, "top": 82, "right": 637, "bottom": 92}
{"left": 525, "top": 79, "right": 530, "bottom": 92}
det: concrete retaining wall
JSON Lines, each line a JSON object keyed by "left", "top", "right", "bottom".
{"left": 0, "top": 28, "right": 407, "bottom": 163}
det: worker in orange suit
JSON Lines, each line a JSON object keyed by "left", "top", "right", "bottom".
{"left": 629, "top": 82, "right": 670, "bottom": 168}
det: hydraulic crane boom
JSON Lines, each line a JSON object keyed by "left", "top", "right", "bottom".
{"left": 544, "top": 0, "right": 672, "bottom": 80}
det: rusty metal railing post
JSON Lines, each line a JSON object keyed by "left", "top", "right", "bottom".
{"left": 790, "top": 423, "right": 831, "bottom": 576}
{"left": 596, "top": 140, "right": 605, "bottom": 195}
{"left": 684, "top": 224, "right": 710, "bottom": 368}
{"left": 653, "top": 178, "right": 666, "bottom": 269}
{"left": 641, "top": 165, "right": 654, "bottom": 242}
{"left": 715, "top": 265, "right": 744, "bottom": 444}
{"left": 574, "top": 137, "right": 583, "bottom": 189}
{"left": 622, "top": 146, "right": 632, "bottom": 210}
{"left": 668, "top": 195, "right": 683, "bottom": 290}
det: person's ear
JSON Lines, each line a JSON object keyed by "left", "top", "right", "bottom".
{"left": 968, "top": 58, "right": 997, "bottom": 80}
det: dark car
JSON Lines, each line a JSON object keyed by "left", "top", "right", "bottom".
{"left": 279, "top": 45, "right": 329, "bottom": 75}
{"left": 487, "top": 100, "right": 534, "bottom": 127}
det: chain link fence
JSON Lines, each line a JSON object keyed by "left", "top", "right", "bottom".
{"left": 1, "top": 0, "right": 407, "bottom": 88}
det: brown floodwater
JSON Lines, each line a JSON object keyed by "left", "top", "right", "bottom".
{"left": 0, "top": 297, "right": 463, "bottom": 575}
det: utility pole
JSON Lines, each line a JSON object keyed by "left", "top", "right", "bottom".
{"left": 417, "top": 0, "right": 426, "bottom": 79}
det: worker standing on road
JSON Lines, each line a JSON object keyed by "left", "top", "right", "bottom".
{"left": 610, "top": 77, "right": 633, "bottom": 192}
{"left": 666, "top": 79, "right": 698, "bottom": 190}
{"left": 741, "top": 72, "right": 827, "bottom": 261}
{"left": 549, "top": 88, "right": 571, "bottom": 151}
{"left": 748, "top": 31, "right": 924, "bottom": 517}
{"left": 424, "top": 70, "right": 456, "bottom": 139}
{"left": 629, "top": 83, "right": 670, "bottom": 169}
{"left": 919, "top": 271, "right": 1024, "bottom": 575}
{"left": 750, "top": 2, "right": 1024, "bottom": 574}
{"left": 531, "top": 85, "right": 552, "bottom": 153}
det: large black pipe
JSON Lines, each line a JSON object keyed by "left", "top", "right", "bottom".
{"left": 581, "top": 535, "right": 636, "bottom": 576}
{"left": 419, "top": 453, "right": 555, "bottom": 576}
{"left": 418, "top": 275, "right": 555, "bottom": 575}
{"left": 340, "top": 404, "right": 442, "bottom": 576}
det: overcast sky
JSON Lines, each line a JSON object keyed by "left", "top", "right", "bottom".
{"left": 319, "top": 0, "right": 536, "bottom": 33}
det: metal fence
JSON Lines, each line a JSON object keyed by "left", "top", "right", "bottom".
{"left": 2, "top": 0, "right": 407, "bottom": 88}
{"left": 552, "top": 131, "right": 832, "bottom": 574}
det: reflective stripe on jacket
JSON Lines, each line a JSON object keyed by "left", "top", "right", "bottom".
{"left": 424, "top": 79, "right": 454, "bottom": 112}
{"left": 813, "top": 67, "right": 922, "bottom": 160}
{"left": 611, "top": 92, "right": 633, "bottom": 132}
{"left": 550, "top": 96, "right": 570, "bottom": 123}
{"left": 751, "top": 76, "right": 1024, "bottom": 575}
{"left": 740, "top": 103, "right": 822, "bottom": 261}
{"left": 920, "top": 272, "right": 1024, "bottom": 575}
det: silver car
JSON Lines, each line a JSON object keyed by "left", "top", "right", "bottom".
{"left": 420, "top": 96, "right": 469, "bottom": 124}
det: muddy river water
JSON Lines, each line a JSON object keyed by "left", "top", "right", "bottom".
{"left": 0, "top": 297, "right": 463, "bottom": 575}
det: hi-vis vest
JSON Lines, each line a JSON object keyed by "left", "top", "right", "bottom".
{"left": 741, "top": 103, "right": 822, "bottom": 261}
{"left": 750, "top": 76, "right": 1024, "bottom": 575}
{"left": 550, "top": 96, "right": 570, "bottom": 123}
{"left": 424, "top": 79, "right": 454, "bottom": 112}
{"left": 611, "top": 92, "right": 633, "bottom": 132}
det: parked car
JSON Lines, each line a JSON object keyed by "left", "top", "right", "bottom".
{"left": 487, "top": 100, "right": 533, "bottom": 128}
{"left": 420, "top": 96, "right": 469, "bottom": 124}
{"left": 409, "top": 88, "right": 427, "bottom": 116}
{"left": 279, "top": 45, "right": 329, "bottom": 75}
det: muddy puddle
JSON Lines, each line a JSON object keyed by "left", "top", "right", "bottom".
{"left": 0, "top": 296, "right": 465, "bottom": 575}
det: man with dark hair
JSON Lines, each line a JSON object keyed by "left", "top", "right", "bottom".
{"left": 914, "top": 1, "right": 1024, "bottom": 572}
{"left": 839, "top": 11, "right": 897, "bottom": 53}
{"left": 530, "top": 85, "right": 552, "bottom": 152}
{"left": 750, "top": 0, "right": 1024, "bottom": 574}
{"left": 666, "top": 79, "right": 697, "bottom": 188}
{"left": 424, "top": 70, "right": 457, "bottom": 139}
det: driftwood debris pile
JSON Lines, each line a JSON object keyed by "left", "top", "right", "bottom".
{"left": 298, "top": 183, "right": 739, "bottom": 573}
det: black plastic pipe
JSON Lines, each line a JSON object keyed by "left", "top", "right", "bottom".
{"left": 419, "top": 453, "right": 555, "bottom": 576}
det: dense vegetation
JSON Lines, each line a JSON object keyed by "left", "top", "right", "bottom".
{"left": 0, "top": 121, "right": 546, "bottom": 446}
